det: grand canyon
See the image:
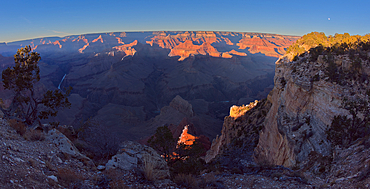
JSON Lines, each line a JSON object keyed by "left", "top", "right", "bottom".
{"left": 1, "top": 31, "right": 370, "bottom": 188}
{"left": 0, "top": 31, "right": 298, "bottom": 142}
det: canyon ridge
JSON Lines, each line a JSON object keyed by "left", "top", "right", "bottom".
{"left": 0, "top": 31, "right": 299, "bottom": 143}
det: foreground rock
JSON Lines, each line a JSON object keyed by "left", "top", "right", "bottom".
{"left": 0, "top": 118, "right": 179, "bottom": 188}
{"left": 106, "top": 141, "right": 170, "bottom": 180}
{"left": 46, "top": 128, "right": 94, "bottom": 167}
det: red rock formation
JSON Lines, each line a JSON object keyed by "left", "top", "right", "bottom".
{"left": 178, "top": 125, "right": 198, "bottom": 146}
{"left": 221, "top": 53, "right": 233, "bottom": 58}
{"left": 168, "top": 40, "right": 221, "bottom": 61}
{"left": 72, "top": 35, "right": 89, "bottom": 44}
{"left": 116, "top": 37, "right": 125, "bottom": 44}
{"left": 52, "top": 40, "right": 62, "bottom": 48}
{"left": 92, "top": 35, "right": 104, "bottom": 43}
{"left": 73, "top": 36, "right": 90, "bottom": 53}
{"left": 5, "top": 31, "right": 297, "bottom": 60}
{"left": 237, "top": 35, "right": 298, "bottom": 57}
{"left": 175, "top": 118, "right": 211, "bottom": 152}
{"left": 112, "top": 40, "right": 138, "bottom": 56}
{"left": 228, "top": 49, "right": 247, "bottom": 56}
{"left": 79, "top": 43, "right": 89, "bottom": 53}
{"left": 145, "top": 31, "right": 297, "bottom": 60}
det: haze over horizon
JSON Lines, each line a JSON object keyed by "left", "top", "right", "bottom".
{"left": 1, "top": 0, "right": 369, "bottom": 43}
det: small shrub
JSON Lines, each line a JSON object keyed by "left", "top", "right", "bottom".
{"left": 27, "top": 158, "right": 37, "bottom": 167}
{"left": 271, "top": 172, "right": 283, "bottom": 179}
{"left": 57, "top": 125, "right": 76, "bottom": 142}
{"left": 312, "top": 74, "right": 320, "bottom": 82}
{"left": 198, "top": 173, "right": 222, "bottom": 188}
{"left": 45, "top": 160, "right": 56, "bottom": 171}
{"left": 305, "top": 117, "right": 311, "bottom": 125}
{"left": 173, "top": 173, "right": 199, "bottom": 188}
{"left": 231, "top": 167, "right": 243, "bottom": 174}
{"left": 280, "top": 77, "right": 287, "bottom": 88}
{"left": 292, "top": 55, "right": 299, "bottom": 61}
{"left": 142, "top": 154, "right": 158, "bottom": 181}
{"left": 104, "top": 168, "right": 123, "bottom": 181}
{"left": 60, "top": 152, "right": 72, "bottom": 161}
{"left": 8, "top": 119, "right": 26, "bottom": 136}
{"left": 24, "top": 129, "right": 45, "bottom": 141}
{"left": 57, "top": 167, "right": 84, "bottom": 187}
{"left": 170, "top": 157, "right": 206, "bottom": 176}
{"left": 326, "top": 115, "right": 357, "bottom": 147}
{"left": 292, "top": 67, "right": 297, "bottom": 73}
{"left": 261, "top": 110, "right": 267, "bottom": 116}
{"left": 257, "top": 159, "right": 274, "bottom": 168}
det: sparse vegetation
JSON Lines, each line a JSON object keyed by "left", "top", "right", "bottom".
{"left": 285, "top": 32, "right": 370, "bottom": 88}
{"left": 8, "top": 119, "right": 27, "bottom": 136}
{"left": 326, "top": 91, "right": 370, "bottom": 147}
{"left": 280, "top": 77, "right": 287, "bottom": 88}
{"left": 287, "top": 32, "right": 370, "bottom": 59}
{"left": 170, "top": 140, "right": 207, "bottom": 175}
{"left": 23, "top": 129, "right": 45, "bottom": 141}
{"left": 142, "top": 154, "right": 158, "bottom": 181}
{"left": 56, "top": 167, "right": 85, "bottom": 187}
{"left": 173, "top": 173, "right": 199, "bottom": 188}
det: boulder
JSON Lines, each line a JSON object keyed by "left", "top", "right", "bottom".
{"left": 46, "top": 128, "right": 94, "bottom": 167}
{"left": 106, "top": 141, "right": 170, "bottom": 180}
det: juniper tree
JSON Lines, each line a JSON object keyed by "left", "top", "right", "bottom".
{"left": 147, "top": 125, "right": 176, "bottom": 162}
{"left": 1, "top": 46, "right": 71, "bottom": 126}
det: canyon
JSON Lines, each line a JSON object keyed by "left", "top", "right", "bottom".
{"left": 2, "top": 31, "right": 370, "bottom": 188}
{"left": 0, "top": 31, "right": 298, "bottom": 143}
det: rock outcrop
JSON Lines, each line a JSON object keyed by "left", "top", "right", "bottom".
{"left": 45, "top": 128, "right": 95, "bottom": 168}
{"left": 207, "top": 33, "right": 370, "bottom": 169}
{"left": 254, "top": 44, "right": 370, "bottom": 167}
{"left": 168, "top": 40, "right": 221, "bottom": 61}
{"left": 169, "top": 95, "right": 194, "bottom": 118}
{"left": 236, "top": 34, "right": 296, "bottom": 57}
{"left": 173, "top": 118, "right": 211, "bottom": 152}
{"left": 106, "top": 141, "right": 170, "bottom": 180}
{"left": 205, "top": 99, "right": 271, "bottom": 163}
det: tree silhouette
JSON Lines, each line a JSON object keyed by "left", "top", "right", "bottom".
{"left": 147, "top": 125, "right": 176, "bottom": 162}
{"left": 1, "top": 46, "right": 71, "bottom": 126}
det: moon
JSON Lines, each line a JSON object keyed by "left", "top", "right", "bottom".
{"left": 328, "top": 18, "right": 331, "bottom": 21}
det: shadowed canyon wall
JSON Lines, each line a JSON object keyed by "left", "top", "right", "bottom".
{"left": 0, "top": 31, "right": 299, "bottom": 142}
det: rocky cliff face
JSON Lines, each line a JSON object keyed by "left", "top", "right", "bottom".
{"left": 254, "top": 43, "right": 370, "bottom": 167}
{"left": 207, "top": 33, "right": 370, "bottom": 169}
{"left": 205, "top": 99, "right": 271, "bottom": 163}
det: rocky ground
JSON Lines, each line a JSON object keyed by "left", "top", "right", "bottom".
{"left": 1, "top": 117, "right": 369, "bottom": 188}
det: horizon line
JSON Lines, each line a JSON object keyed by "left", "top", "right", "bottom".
{"left": 2, "top": 30, "right": 302, "bottom": 43}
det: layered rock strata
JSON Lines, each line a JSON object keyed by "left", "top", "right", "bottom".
{"left": 254, "top": 52, "right": 370, "bottom": 167}
{"left": 205, "top": 99, "right": 271, "bottom": 163}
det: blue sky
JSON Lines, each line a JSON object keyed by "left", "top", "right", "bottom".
{"left": 1, "top": 0, "right": 369, "bottom": 42}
